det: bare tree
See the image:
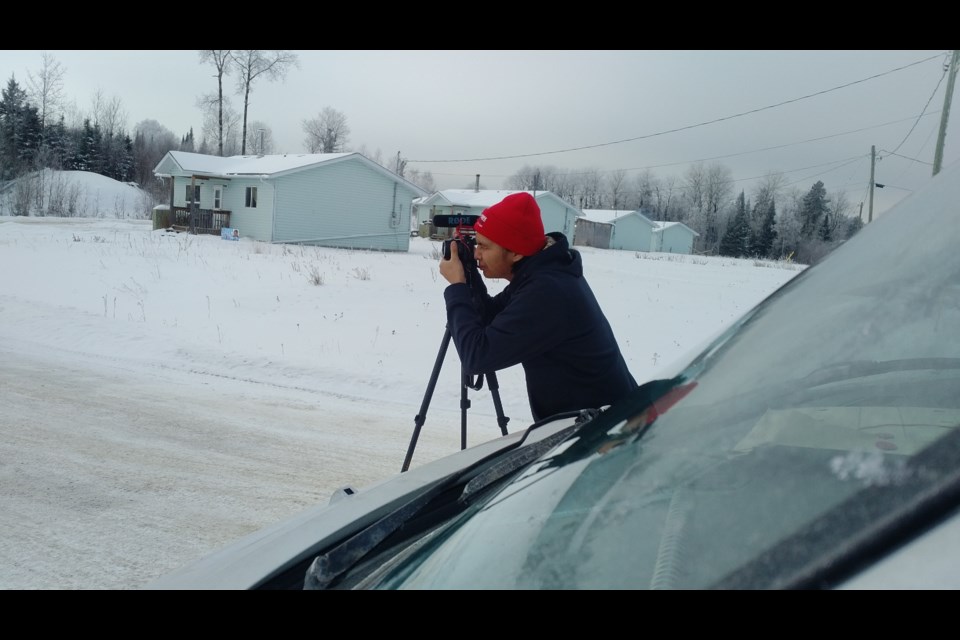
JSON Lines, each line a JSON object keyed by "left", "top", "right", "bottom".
{"left": 504, "top": 165, "right": 571, "bottom": 201}
{"left": 88, "top": 89, "right": 126, "bottom": 138}
{"left": 634, "top": 170, "right": 656, "bottom": 215}
{"left": 132, "top": 119, "right": 178, "bottom": 192}
{"left": 504, "top": 165, "right": 540, "bottom": 190}
{"left": 826, "top": 189, "right": 852, "bottom": 238}
{"left": 572, "top": 168, "right": 604, "bottom": 209}
{"left": 405, "top": 168, "right": 436, "bottom": 193}
{"left": 199, "top": 97, "right": 241, "bottom": 156}
{"left": 684, "top": 163, "right": 707, "bottom": 220}
{"left": 198, "top": 50, "right": 233, "bottom": 157}
{"left": 26, "top": 52, "right": 66, "bottom": 146}
{"left": 774, "top": 187, "right": 805, "bottom": 259}
{"left": 654, "top": 175, "right": 680, "bottom": 222}
{"left": 749, "top": 172, "right": 787, "bottom": 235}
{"left": 684, "top": 162, "right": 733, "bottom": 253}
{"left": 548, "top": 171, "right": 576, "bottom": 205}
{"left": 247, "top": 121, "right": 274, "bottom": 155}
{"left": 352, "top": 144, "right": 384, "bottom": 167}
{"left": 302, "top": 106, "right": 350, "bottom": 153}
{"left": 230, "top": 50, "right": 299, "bottom": 155}
{"left": 606, "top": 168, "right": 628, "bottom": 210}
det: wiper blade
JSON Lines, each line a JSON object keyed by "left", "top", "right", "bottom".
{"left": 802, "top": 358, "right": 960, "bottom": 388}
{"left": 303, "top": 410, "right": 599, "bottom": 590}
{"left": 461, "top": 410, "right": 600, "bottom": 500}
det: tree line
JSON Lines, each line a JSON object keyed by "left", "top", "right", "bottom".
{"left": 1, "top": 51, "right": 862, "bottom": 262}
{"left": 501, "top": 163, "right": 864, "bottom": 264}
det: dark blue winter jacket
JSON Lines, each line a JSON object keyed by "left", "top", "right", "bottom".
{"left": 444, "top": 232, "right": 637, "bottom": 421}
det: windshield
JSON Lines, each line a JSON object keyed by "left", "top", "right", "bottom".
{"left": 351, "top": 172, "right": 960, "bottom": 589}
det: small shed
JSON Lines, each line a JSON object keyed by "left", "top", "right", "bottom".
{"left": 573, "top": 217, "right": 613, "bottom": 248}
{"left": 652, "top": 221, "right": 699, "bottom": 254}
{"left": 580, "top": 209, "right": 656, "bottom": 252}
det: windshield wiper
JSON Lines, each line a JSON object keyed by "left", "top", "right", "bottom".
{"left": 302, "top": 409, "right": 599, "bottom": 590}
{"left": 802, "top": 358, "right": 960, "bottom": 388}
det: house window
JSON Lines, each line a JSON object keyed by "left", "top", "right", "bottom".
{"left": 185, "top": 185, "right": 200, "bottom": 204}
{"left": 245, "top": 186, "right": 258, "bottom": 208}
{"left": 214, "top": 187, "right": 222, "bottom": 210}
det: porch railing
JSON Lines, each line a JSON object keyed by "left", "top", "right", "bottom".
{"left": 172, "top": 206, "right": 231, "bottom": 235}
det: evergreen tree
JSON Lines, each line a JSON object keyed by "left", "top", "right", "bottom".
{"left": 179, "top": 128, "right": 195, "bottom": 152}
{"left": 117, "top": 133, "right": 135, "bottom": 182}
{"left": 719, "top": 191, "right": 750, "bottom": 257}
{"left": 0, "top": 75, "right": 42, "bottom": 179}
{"left": 819, "top": 212, "right": 832, "bottom": 242}
{"left": 800, "top": 180, "right": 830, "bottom": 238}
{"left": 751, "top": 198, "right": 778, "bottom": 258}
{"left": 44, "top": 116, "right": 69, "bottom": 170}
{"left": 71, "top": 119, "right": 97, "bottom": 172}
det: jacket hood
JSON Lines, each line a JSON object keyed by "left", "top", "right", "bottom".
{"left": 513, "top": 232, "right": 582, "bottom": 282}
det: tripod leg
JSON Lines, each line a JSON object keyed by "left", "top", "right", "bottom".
{"left": 460, "top": 365, "right": 471, "bottom": 450}
{"left": 402, "top": 327, "right": 452, "bottom": 472}
{"left": 485, "top": 370, "right": 510, "bottom": 436}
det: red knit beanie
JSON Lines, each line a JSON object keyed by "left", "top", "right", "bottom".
{"left": 475, "top": 192, "right": 545, "bottom": 256}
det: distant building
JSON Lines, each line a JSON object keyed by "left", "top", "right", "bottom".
{"left": 416, "top": 189, "right": 581, "bottom": 242}
{"left": 577, "top": 209, "right": 698, "bottom": 254}
{"left": 154, "top": 151, "right": 427, "bottom": 251}
{"left": 652, "top": 221, "right": 699, "bottom": 254}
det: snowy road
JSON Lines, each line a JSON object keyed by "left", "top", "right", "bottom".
{"left": 0, "top": 342, "right": 462, "bottom": 590}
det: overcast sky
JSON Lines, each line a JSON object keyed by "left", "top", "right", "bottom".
{"left": 2, "top": 50, "right": 957, "bottom": 218}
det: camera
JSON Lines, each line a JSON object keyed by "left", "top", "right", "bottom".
{"left": 433, "top": 213, "right": 479, "bottom": 266}
{"left": 433, "top": 213, "right": 487, "bottom": 301}
{"left": 442, "top": 234, "right": 475, "bottom": 261}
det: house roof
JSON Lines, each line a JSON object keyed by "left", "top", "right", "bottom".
{"left": 580, "top": 209, "right": 655, "bottom": 227}
{"left": 153, "top": 151, "right": 428, "bottom": 196}
{"left": 420, "top": 189, "right": 579, "bottom": 213}
{"left": 653, "top": 220, "right": 700, "bottom": 236}
{"left": 156, "top": 150, "right": 353, "bottom": 177}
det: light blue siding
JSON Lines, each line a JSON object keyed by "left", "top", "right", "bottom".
{"left": 226, "top": 180, "right": 275, "bottom": 241}
{"left": 272, "top": 158, "right": 414, "bottom": 251}
{"left": 154, "top": 152, "right": 424, "bottom": 251}
{"left": 609, "top": 214, "right": 654, "bottom": 251}
{"left": 538, "top": 200, "right": 579, "bottom": 239}
{"left": 655, "top": 225, "right": 696, "bottom": 254}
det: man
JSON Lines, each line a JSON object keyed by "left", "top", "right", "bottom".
{"left": 439, "top": 191, "right": 637, "bottom": 422}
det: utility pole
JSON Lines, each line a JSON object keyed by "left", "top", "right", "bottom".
{"left": 869, "top": 145, "right": 876, "bottom": 223}
{"left": 933, "top": 49, "right": 959, "bottom": 176}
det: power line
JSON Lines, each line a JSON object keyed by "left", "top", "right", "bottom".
{"left": 881, "top": 54, "right": 950, "bottom": 157}
{"left": 619, "top": 113, "right": 937, "bottom": 173}
{"left": 408, "top": 53, "right": 945, "bottom": 164}
{"left": 425, "top": 114, "right": 935, "bottom": 184}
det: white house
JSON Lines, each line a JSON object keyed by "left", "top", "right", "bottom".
{"left": 153, "top": 151, "right": 428, "bottom": 252}
{"left": 416, "top": 189, "right": 581, "bottom": 242}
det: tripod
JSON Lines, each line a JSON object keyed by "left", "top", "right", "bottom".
{"left": 401, "top": 325, "right": 510, "bottom": 472}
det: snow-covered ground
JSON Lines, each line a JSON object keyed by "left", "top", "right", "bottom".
{"left": 0, "top": 177, "right": 803, "bottom": 589}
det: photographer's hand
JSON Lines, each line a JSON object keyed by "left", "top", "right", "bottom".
{"left": 440, "top": 240, "right": 467, "bottom": 284}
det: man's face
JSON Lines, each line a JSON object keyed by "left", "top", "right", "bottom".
{"left": 474, "top": 233, "right": 523, "bottom": 281}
